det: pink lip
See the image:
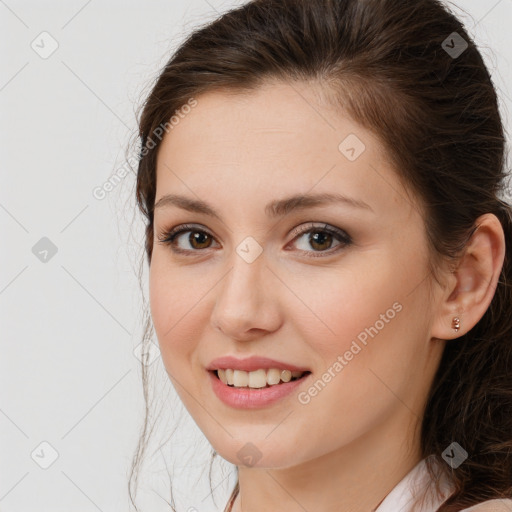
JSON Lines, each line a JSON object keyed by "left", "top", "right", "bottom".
{"left": 206, "top": 356, "right": 310, "bottom": 372}
{"left": 208, "top": 370, "right": 311, "bottom": 409}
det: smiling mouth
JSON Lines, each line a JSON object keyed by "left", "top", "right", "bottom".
{"left": 210, "top": 369, "right": 312, "bottom": 389}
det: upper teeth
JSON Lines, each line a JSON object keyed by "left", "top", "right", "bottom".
{"left": 217, "top": 368, "right": 305, "bottom": 388}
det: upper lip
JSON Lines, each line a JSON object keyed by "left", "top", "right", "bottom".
{"left": 206, "top": 356, "right": 310, "bottom": 373}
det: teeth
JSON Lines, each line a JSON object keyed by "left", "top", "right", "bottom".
{"left": 281, "top": 370, "right": 292, "bottom": 383}
{"left": 218, "top": 369, "right": 228, "bottom": 384}
{"left": 248, "top": 369, "right": 267, "bottom": 388}
{"left": 216, "top": 368, "right": 306, "bottom": 388}
{"left": 234, "top": 369, "right": 250, "bottom": 387}
{"left": 267, "top": 368, "right": 281, "bottom": 385}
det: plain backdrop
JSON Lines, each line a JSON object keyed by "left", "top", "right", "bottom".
{"left": 1, "top": 1, "right": 511, "bottom": 511}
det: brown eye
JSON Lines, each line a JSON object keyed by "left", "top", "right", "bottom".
{"left": 187, "top": 231, "right": 213, "bottom": 249}
{"left": 289, "top": 223, "right": 352, "bottom": 257}
{"left": 307, "top": 231, "right": 334, "bottom": 251}
{"left": 157, "top": 224, "right": 219, "bottom": 254}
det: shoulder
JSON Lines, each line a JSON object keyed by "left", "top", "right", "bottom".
{"left": 461, "top": 499, "right": 512, "bottom": 511}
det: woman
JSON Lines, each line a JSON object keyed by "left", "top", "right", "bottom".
{"left": 130, "top": 0, "right": 512, "bottom": 510}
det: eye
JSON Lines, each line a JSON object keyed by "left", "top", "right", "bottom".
{"left": 156, "top": 224, "right": 218, "bottom": 254}
{"left": 156, "top": 222, "right": 352, "bottom": 257}
{"left": 287, "top": 222, "right": 352, "bottom": 257}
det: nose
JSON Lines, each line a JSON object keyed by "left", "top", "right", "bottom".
{"left": 210, "top": 251, "right": 282, "bottom": 341}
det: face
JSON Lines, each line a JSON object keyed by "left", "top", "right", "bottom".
{"left": 149, "top": 80, "right": 444, "bottom": 469}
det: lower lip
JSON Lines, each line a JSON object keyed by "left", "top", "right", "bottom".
{"left": 208, "top": 370, "right": 311, "bottom": 409}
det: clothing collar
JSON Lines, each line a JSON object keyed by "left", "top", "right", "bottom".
{"left": 375, "top": 458, "right": 454, "bottom": 512}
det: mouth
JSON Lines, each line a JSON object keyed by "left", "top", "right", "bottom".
{"left": 209, "top": 368, "right": 312, "bottom": 389}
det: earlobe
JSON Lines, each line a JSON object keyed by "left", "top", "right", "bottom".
{"left": 430, "top": 213, "right": 506, "bottom": 341}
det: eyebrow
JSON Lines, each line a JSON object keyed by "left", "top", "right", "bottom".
{"left": 153, "top": 192, "right": 374, "bottom": 219}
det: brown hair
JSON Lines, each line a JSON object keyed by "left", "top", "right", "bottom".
{"left": 130, "top": 0, "right": 512, "bottom": 510}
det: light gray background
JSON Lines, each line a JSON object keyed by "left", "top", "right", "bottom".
{"left": 1, "top": 1, "right": 511, "bottom": 511}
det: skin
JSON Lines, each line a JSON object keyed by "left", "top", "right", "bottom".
{"left": 148, "top": 80, "right": 505, "bottom": 512}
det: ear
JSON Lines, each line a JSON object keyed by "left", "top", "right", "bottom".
{"left": 431, "top": 213, "right": 506, "bottom": 340}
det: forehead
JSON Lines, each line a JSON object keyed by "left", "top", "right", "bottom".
{"left": 154, "top": 81, "right": 414, "bottom": 221}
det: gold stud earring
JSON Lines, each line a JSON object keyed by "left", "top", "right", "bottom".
{"left": 452, "top": 317, "right": 460, "bottom": 332}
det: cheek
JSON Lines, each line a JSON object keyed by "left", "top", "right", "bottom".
{"left": 149, "top": 258, "right": 192, "bottom": 361}
{"left": 285, "top": 254, "right": 429, "bottom": 440}
{"left": 288, "top": 255, "right": 407, "bottom": 360}
{"left": 148, "top": 259, "right": 171, "bottom": 339}
{"left": 288, "top": 254, "right": 424, "bottom": 396}
{"left": 148, "top": 256, "right": 212, "bottom": 371}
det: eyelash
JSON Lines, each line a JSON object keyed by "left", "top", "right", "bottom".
{"left": 156, "top": 222, "right": 352, "bottom": 258}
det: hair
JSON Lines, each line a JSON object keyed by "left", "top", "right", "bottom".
{"left": 129, "top": 0, "right": 512, "bottom": 510}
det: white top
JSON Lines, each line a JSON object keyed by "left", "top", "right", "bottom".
{"left": 375, "top": 458, "right": 512, "bottom": 512}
